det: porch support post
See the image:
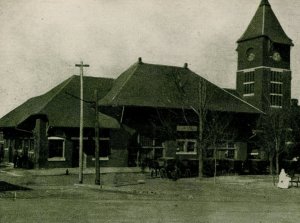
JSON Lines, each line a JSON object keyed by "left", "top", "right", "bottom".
{"left": 33, "top": 118, "right": 48, "bottom": 168}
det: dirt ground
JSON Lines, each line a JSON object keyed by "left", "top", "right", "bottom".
{"left": 0, "top": 167, "right": 300, "bottom": 223}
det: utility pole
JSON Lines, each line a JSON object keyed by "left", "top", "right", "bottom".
{"left": 75, "top": 61, "right": 89, "bottom": 184}
{"left": 94, "top": 90, "right": 100, "bottom": 185}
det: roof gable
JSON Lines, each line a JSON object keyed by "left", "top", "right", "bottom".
{"left": 0, "top": 78, "right": 71, "bottom": 128}
{"left": 0, "top": 76, "right": 118, "bottom": 128}
{"left": 237, "top": 0, "right": 293, "bottom": 45}
{"left": 99, "top": 62, "right": 263, "bottom": 114}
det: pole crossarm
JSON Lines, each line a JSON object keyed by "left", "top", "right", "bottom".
{"left": 75, "top": 61, "right": 90, "bottom": 68}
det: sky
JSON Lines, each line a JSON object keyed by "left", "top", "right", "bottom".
{"left": 1, "top": 0, "right": 300, "bottom": 118}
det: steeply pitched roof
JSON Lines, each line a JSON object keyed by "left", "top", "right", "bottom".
{"left": 0, "top": 76, "right": 120, "bottom": 129}
{"left": 237, "top": 0, "right": 293, "bottom": 45}
{"left": 99, "top": 61, "right": 263, "bottom": 114}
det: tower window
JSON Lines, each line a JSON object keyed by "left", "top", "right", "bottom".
{"left": 244, "top": 84, "right": 254, "bottom": 95}
{"left": 270, "top": 71, "right": 283, "bottom": 108}
{"left": 270, "top": 83, "right": 282, "bottom": 94}
{"left": 270, "top": 71, "right": 282, "bottom": 82}
{"left": 243, "top": 71, "right": 255, "bottom": 96}
{"left": 244, "top": 71, "right": 254, "bottom": 82}
{"left": 270, "top": 95, "right": 282, "bottom": 107}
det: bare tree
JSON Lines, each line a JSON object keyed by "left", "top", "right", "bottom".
{"left": 257, "top": 108, "right": 293, "bottom": 175}
{"left": 205, "top": 113, "right": 232, "bottom": 183}
{"left": 188, "top": 78, "right": 211, "bottom": 178}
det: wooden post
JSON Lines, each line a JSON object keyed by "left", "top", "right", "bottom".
{"left": 75, "top": 61, "right": 89, "bottom": 184}
{"left": 33, "top": 118, "right": 48, "bottom": 169}
{"left": 94, "top": 90, "right": 100, "bottom": 185}
{"left": 137, "top": 134, "right": 140, "bottom": 167}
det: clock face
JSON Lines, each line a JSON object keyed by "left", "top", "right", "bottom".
{"left": 272, "top": 51, "right": 282, "bottom": 61}
{"left": 246, "top": 48, "right": 255, "bottom": 61}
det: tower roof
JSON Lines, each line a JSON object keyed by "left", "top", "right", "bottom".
{"left": 260, "top": 0, "right": 270, "bottom": 6}
{"left": 237, "top": 0, "right": 293, "bottom": 46}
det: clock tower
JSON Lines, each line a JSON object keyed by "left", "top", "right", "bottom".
{"left": 236, "top": 0, "right": 293, "bottom": 111}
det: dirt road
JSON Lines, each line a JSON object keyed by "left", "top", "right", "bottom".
{"left": 1, "top": 169, "right": 300, "bottom": 222}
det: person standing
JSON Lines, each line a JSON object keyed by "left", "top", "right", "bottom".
{"left": 0, "top": 144, "right": 3, "bottom": 163}
{"left": 13, "top": 150, "right": 18, "bottom": 168}
{"left": 277, "top": 169, "right": 291, "bottom": 189}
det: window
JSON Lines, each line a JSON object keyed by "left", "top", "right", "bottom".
{"left": 226, "top": 142, "right": 235, "bottom": 159}
{"left": 225, "top": 149, "right": 235, "bottom": 159}
{"left": 137, "top": 135, "right": 163, "bottom": 160}
{"left": 270, "top": 71, "right": 283, "bottom": 108}
{"left": 187, "top": 141, "right": 196, "bottom": 152}
{"left": 244, "top": 71, "right": 254, "bottom": 82}
{"left": 243, "top": 71, "right": 255, "bottom": 96}
{"left": 91, "top": 138, "right": 111, "bottom": 161}
{"left": 244, "top": 84, "right": 254, "bottom": 95}
{"left": 176, "top": 139, "right": 197, "bottom": 154}
{"left": 270, "top": 83, "right": 282, "bottom": 94}
{"left": 270, "top": 71, "right": 282, "bottom": 82}
{"left": 139, "top": 136, "right": 154, "bottom": 147}
{"left": 207, "top": 142, "right": 235, "bottom": 159}
{"left": 177, "top": 141, "right": 185, "bottom": 152}
{"left": 270, "top": 95, "right": 282, "bottom": 107}
{"left": 48, "top": 137, "right": 65, "bottom": 161}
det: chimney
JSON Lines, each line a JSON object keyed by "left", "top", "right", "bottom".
{"left": 184, "top": 63, "right": 188, "bottom": 69}
{"left": 138, "top": 57, "right": 142, "bottom": 64}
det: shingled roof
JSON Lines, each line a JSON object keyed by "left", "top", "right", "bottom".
{"left": 237, "top": 0, "right": 293, "bottom": 45}
{"left": 0, "top": 75, "right": 120, "bottom": 129}
{"left": 99, "top": 60, "right": 263, "bottom": 114}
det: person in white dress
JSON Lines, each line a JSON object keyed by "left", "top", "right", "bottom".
{"left": 277, "top": 169, "right": 291, "bottom": 189}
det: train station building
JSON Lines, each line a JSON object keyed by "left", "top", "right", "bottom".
{"left": 0, "top": 0, "right": 297, "bottom": 172}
